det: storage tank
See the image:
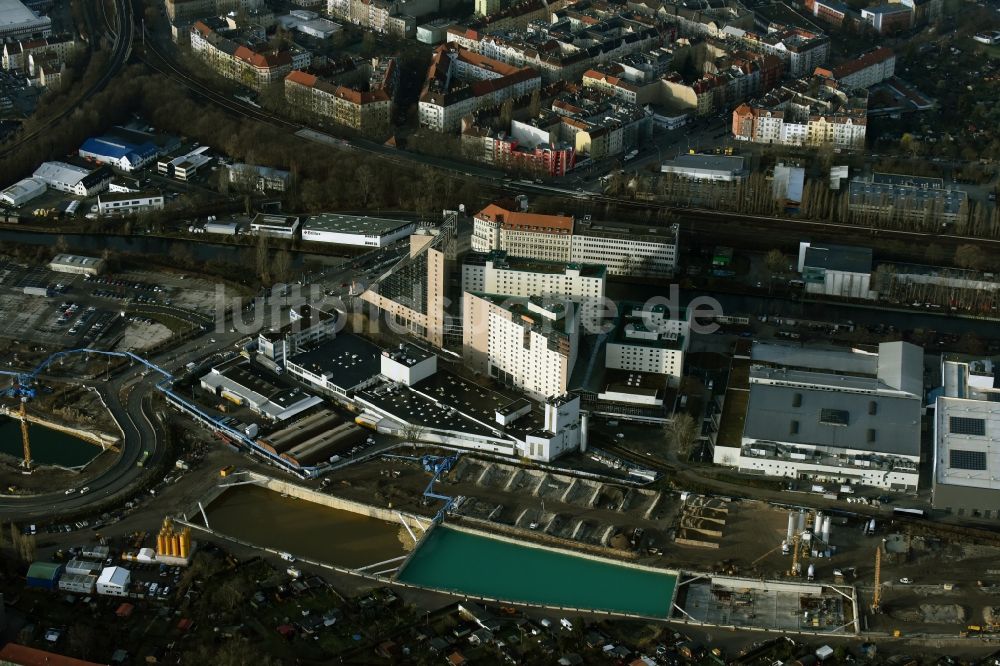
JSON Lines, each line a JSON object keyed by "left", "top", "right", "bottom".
{"left": 807, "top": 564, "right": 816, "bottom": 581}
{"left": 815, "top": 511, "right": 823, "bottom": 532}
{"left": 787, "top": 512, "right": 795, "bottom": 540}
{"left": 821, "top": 516, "right": 831, "bottom": 543}
{"left": 156, "top": 534, "right": 166, "bottom": 555}
{"left": 797, "top": 510, "right": 806, "bottom": 533}
{"left": 580, "top": 412, "right": 589, "bottom": 452}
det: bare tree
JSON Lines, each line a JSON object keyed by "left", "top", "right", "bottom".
{"left": 255, "top": 232, "right": 271, "bottom": 285}
{"left": 667, "top": 412, "right": 698, "bottom": 460}
{"left": 272, "top": 249, "right": 292, "bottom": 284}
{"left": 402, "top": 422, "right": 427, "bottom": 451}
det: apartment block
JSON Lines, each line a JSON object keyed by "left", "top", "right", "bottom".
{"left": 190, "top": 19, "right": 308, "bottom": 91}
{"left": 463, "top": 292, "right": 579, "bottom": 400}
{"left": 285, "top": 68, "right": 392, "bottom": 136}
{"left": 2, "top": 35, "right": 75, "bottom": 72}
{"left": 813, "top": 47, "right": 895, "bottom": 89}
{"left": 166, "top": 0, "right": 265, "bottom": 23}
{"left": 418, "top": 43, "right": 540, "bottom": 133}
{"left": 605, "top": 303, "right": 689, "bottom": 386}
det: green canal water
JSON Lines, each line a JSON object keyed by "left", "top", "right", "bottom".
{"left": 397, "top": 527, "right": 678, "bottom": 617}
{"left": 0, "top": 418, "right": 101, "bottom": 468}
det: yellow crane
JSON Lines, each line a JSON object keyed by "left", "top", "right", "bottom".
{"left": 789, "top": 534, "right": 801, "bottom": 577}
{"left": 872, "top": 546, "right": 882, "bottom": 613}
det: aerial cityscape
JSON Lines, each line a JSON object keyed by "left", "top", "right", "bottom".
{"left": 0, "top": 0, "right": 998, "bottom": 661}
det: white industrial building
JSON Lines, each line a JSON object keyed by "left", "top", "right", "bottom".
{"left": 463, "top": 293, "right": 579, "bottom": 401}
{"left": 301, "top": 213, "right": 416, "bottom": 247}
{"left": 48, "top": 253, "right": 104, "bottom": 276}
{"left": 472, "top": 203, "right": 679, "bottom": 278}
{"left": 0, "top": 177, "right": 45, "bottom": 207}
{"left": 0, "top": 0, "right": 52, "bottom": 41}
{"left": 249, "top": 213, "right": 300, "bottom": 238}
{"left": 32, "top": 161, "right": 111, "bottom": 196}
{"left": 932, "top": 358, "right": 1000, "bottom": 519}
{"left": 380, "top": 343, "right": 437, "bottom": 386}
{"left": 798, "top": 241, "right": 875, "bottom": 300}
{"left": 713, "top": 341, "right": 924, "bottom": 490}
{"left": 96, "top": 566, "right": 130, "bottom": 596}
{"left": 257, "top": 304, "right": 339, "bottom": 367}
{"left": 462, "top": 251, "right": 606, "bottom": 303}
{"left": 97, "top": 190, "right": 164, "bottom": 216}
{"left": 660, "top": 154, "right": 746, "bottom": 182}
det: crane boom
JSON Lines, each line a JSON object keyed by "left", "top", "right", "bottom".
{"left": 19, "top": 400, "right": 31, "bottom": 470}
{"left": 872, "top": 545, "right": 882, "bottom": 613}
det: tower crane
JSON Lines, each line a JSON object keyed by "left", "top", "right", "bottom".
{"left": 871, "top": 545, "right": 882, "bottom": 613}
{"left": 3, "top": 374, "right": 43, "bottom": 471}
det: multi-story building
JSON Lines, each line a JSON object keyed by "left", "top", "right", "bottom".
{"left": 461, "top": 251, "right": 606, "bottom": 303}
{"left": 418, "top": 43, "right": 540, "bottom": 133}
{"left": 2, "top": 35, "right": 74, "bottom": 72}
{"left": 813, "top": 47, "right": 895, "bottom": 89}
{"left": 79, "top": 136, "right": 159, "bottom": 172}
{"left": 472, "top": 203, "right": 679, "bottom": 277}
{"left": 447, "top": 15, "right": 662, "bottom": 85}
{"left": 551, "top": 89, "right": 653, "bottom": 160}
{"left": 285, "top": 68, "right": 393, "bottom": 136}
{"left": 932, "top": 357, "right": 1000, "bottom": 519}
{"left": 461, "top": 122, "right": 576, "bottom": 177}
{"left": 249, "top": 213, "right": 300, "bottom": 238}
{"left": 860, "top": 4, "right": 913, "bottom": 33}
{"left": 463, "top": 292, "right": 579, "bottom": 400}
{"left": 726, "top": 27, "right": 830, "bottom": 78}
{"left": 327, "top": 0, "right": 438, "bottom": 37}
{"left": 804, "top": 0, "right": 855, "bottom": 27}
{"left": 257, "top": 304, "right": 339, "bottom": 367}
{"left": 713, "top": 341, "right": 924, "bottom": 490}
{"left": 605, "top": 303, "right": 689, "bottom": 386}
{"left": 190, "top": 19, "right": 305, "bottom": 91}
{"left": 848, "top": 173, "right": 968, "bottom": 226}
{"left": 166, "top": 0, "right": 264, "bottom": 23}
{"left": 472, "top": 204, "right": 574, "bottom": 261}
{"left": 359, "top": 213, "right": 456, "bottom": 348}
{"left": 227, "top": 163, "right": 292, "bottom": 192}
{"left": 731, "top": 76, "right": 867, "bottom": 148}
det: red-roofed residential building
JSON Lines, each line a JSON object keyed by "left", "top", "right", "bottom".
{"left": 285, "top": 61, "right": 395, "bottom": 136}
{"left": 813, "top": 47, "right": 895, "bottom": 89}
{"left": 418, "top": 43, "right": 541, "bottom": 132}
{"left": 2, "top": 35, "right": 76, "bottom": 73}
{"left": 190, "top": 20, "right": 305, "bottom": 90}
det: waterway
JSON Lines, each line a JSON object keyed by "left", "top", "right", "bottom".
{"left": 0, "top": 417, "right": 101, "bottom": 468}
{"left": 203, "top": 484, "right": 406, "bottom": 569}
{"left": 397, "top": 526, "right": 678, "bottom": 617}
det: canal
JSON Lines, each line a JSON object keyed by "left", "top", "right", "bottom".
{"left": 397, "top": 526, "right": 678, "bottom": 617}
{"left": 203, "top": 484, "right": 407, "bottom": 569}
{"left": 0, "top": 417, "right": 102, "bottom": 468}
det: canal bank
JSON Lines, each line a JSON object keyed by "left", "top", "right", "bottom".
{"left": 0, "top": 416, "right": 107, "bottom": 469}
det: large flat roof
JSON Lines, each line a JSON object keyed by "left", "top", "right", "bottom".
{"left": 0, "top": 0, "right": 48, "bottom": 31}
{"left": 303, "top": 213, "right": 415, "bottom": 236}
{"left": 661, "top": 154, "right": 745, "bottom": 174}
{"left": 287, "top": 334, "right": 381, "bottom": 392}
{"left": 935, "top": 397, "right": 1000, "bottom": 491}
{"left": 744, "top": 382, "right": 921, "bottom": 456}
{"left": 802, "top": 243, "right": 872, "bottom": 274}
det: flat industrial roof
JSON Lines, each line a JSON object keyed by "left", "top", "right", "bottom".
{"left": 935, "top": 397, "right": 1000, "bottom": 490}
{"left": 0, "top": 0, "right": 47, "bottom": 31}
{"left": 287, "top": 334, "right": 381, "bottom": 392}
{"left": 303, "top": 213, "right": 415, "bottom": 235}
{"left": 802, "top": 243, "right": 872, "bottom": 274}
{"left": 50, "top": 253, "right": 102, "bottom": 268}
{"left": 465, "top": 251, "right": 606, "bottom": 279}
{"left": 744, "top": 382, "right": 921, "bottom": 456}
{"left": 661, "top": 154, "right": 745, "bottom": 173}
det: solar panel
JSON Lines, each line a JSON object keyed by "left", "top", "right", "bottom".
{"left": 949, "top": 449, "right": 987, "bottom": 471}
{"left": 949, "top": 416, "right": 986, "bottom": 436}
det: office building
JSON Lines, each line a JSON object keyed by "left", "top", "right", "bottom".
{"left": 257, "top": 304, "right": 339, "bottom": 368}
{"left": 249, "top": 213, "right": 300, "bottom": 238}
{"left": 96, "top": 191, "right": 165, "bottom": 216}
{"left": 713, "top": 341, "right": 924, "bottom": 490}
{"left": 96, "top": 566, "right": 131, "bottom": 596}
{"left": 605, "top": 303, "right": 689, "bottom": 387}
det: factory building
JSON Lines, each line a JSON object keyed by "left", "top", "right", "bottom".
{"left": 284, "top": 333, "right": 382, "bottom": 399}
{"left": 249, "top": 212, "right": 301, "bottom": 238}
{"left": 257, "top": 304, "right": 339, "bottom": 368}
{"left": 713, "top": 341, "right": 924, "bottom": 490}
{"left": 380, "top": 342, "right": 437, "bottom": 386}
{"left": 199, "top": 362, "right": 324, "bottom": 421}
{"left": 798, "top": 242, "right": 875, "bottom": 300}
{"left": 0, "top": 0, "right": 52, "bottom": 41}
{"left": 58, "top": 573, "right": 97, "bottom": 594}
{"left": 26, "top": 561, "right": 62, "bottom": 590}
{"left": 660, "top": 154, "right": 747, "bottom": 182}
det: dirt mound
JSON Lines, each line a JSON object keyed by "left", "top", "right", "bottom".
{"left": 891, "top": 604, "right": 967, "bottom": 624}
